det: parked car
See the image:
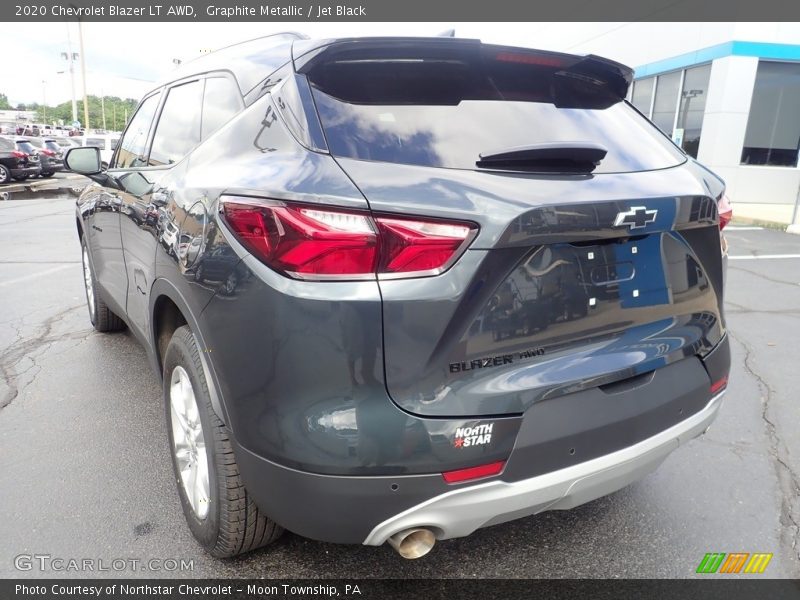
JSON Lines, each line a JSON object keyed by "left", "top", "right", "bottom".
{"left": 0, "top": 136, "right": 41, "bottom": 183}
{"left": 27, "top": 137, "right": 65, "bottom": 176}
{"left": 64, "top": 34, "right": 732, "bottom": 560}
{"left": 53, "top": 137, "right": 81, "bottom": 149}
{"left": 75, "top": 134, "right": 119, "bottom": 168}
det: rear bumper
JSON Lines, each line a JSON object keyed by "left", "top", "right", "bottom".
{"left": 363, "top": 389, "right": 724, "bottom": 545}
{"left": 10, "top": 166, "right": 40, "bottom": 177}
{"left": 232, "top": 378, "right": 725, "bottom": 545}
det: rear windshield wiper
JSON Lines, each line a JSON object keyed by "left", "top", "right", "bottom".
{"left": 476, "top": 142, "right": 608, "bottom": 173}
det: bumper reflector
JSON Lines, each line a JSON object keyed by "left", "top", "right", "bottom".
{"left": 442, "top": 460, "right": 506, "bottom": 484}
{"left": 710, "top": 375, "right": 728, "bottom": 394}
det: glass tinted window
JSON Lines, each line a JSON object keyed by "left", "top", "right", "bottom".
{"left": 651, "top": 71, "right": 681, "bottom": 136}
{"left": 149, "top": 81, "right": 203, "bottom": 166}
{"left": 307, "top": 46, "right": 683, "bottom": 174}
{"left": 741, "top": 61, "right": 800, "bottom": 167}
{"left": 312, "top": 92, "right": 684, "bottom": 173}
{"left": 201, "top": 77, "right": 241, "bottom": 140}
{"left": 115, "top": 92, "right": 161, "bottom": 168}
{"left": 44, "top": 141, "right": 61, "bottom": 152}
{"left": 16, "top": 141, "right": 36, "bottom": 153}
{"left": 676, "top": 64, "right": 711, "bottom": 158}
{"left": 631, "top": 77, "right": 655, "bottom": 116}
{"left": 85, "top": 138, "right": 104, "bottom": 148}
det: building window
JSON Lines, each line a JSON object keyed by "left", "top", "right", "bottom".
{"left": 651, "top": 71, "right": 682, "bottom": 138}
{"left": 633, "top": 63, "right": 712, "bottom": 158}
{"left": 676, "top": 64, "right": 711, "bottom": 159}
{"left": 741, "top": 61, "right": 800, "bottom": 167}
{"left": 631, "top": 77, "right": 655, "bottom": 116}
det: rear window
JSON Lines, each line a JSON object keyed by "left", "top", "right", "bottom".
{"left": 43, "top": 141, "right": 61, "bottom": 152}
{"left": 16, "top": 141, "right": 36, "bottom": 153}
{"left": 307, "top": 44, "right": 685, "bottom": 174}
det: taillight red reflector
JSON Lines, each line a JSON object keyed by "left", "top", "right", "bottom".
{"left": 221, "top": 198, "right": 476, "bottom": 280}
{"left": 41, "top": 149, "right": 55, "bottom": 156}
{"left": 710, "top": 375, "right": 728, "bottom": 395}
{"left": 718, "top": 193, "right": 733, "bottom": 230}
{"left": 11, "top": 151, "right": 25, "bottom": 158}
{"left": 442, "top": 460, "right": 506, "bottom": 484}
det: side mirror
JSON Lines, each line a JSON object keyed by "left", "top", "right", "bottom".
{"left": 64, "top": 146, "right": 102, "bottom": 175}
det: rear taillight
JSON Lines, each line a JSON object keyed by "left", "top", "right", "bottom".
{"left": 377, "top": 218, "right": 474, "bottom": 276}
{"left": 221, "top": 198, "right": 476, "bottom": 280}
{"left": 717, "top": 193, "right": 733, "bottom": 230}
{"left": 41, "top": 149, "right": 55, "bottom": 156}
{"left": 11, "top": 151, "right": 25, "bottom": 158}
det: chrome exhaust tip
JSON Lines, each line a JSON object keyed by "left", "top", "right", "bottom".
{"left": 386, "top": 528, "right": 436, "bottom": 559}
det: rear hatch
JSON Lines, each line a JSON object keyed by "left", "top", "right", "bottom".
{"left": 300, "top": 39, "right": 726, "bottom": 417}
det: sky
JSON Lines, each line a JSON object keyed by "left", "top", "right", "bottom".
{"left": 1, "top": 21, "right": 796, "bottom": 108}
{"left": 0, "top": 22, "right": 641, "bottom": 106}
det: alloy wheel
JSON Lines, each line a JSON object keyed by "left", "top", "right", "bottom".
{"left": 169, "top": 366, "right": 210, "bottom": 519}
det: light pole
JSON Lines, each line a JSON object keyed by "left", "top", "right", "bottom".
{"left": 62, "top": 23, "right": 78, "bottom": 125}
{"left": 41, "top": 80, "right": 47, "bottom": 124}
{"left": 78, "top": 19, "right": 90, "bottom": 130}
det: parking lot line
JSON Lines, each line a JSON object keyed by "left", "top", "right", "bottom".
{"left": 726, "top": 226, "right": 764, "bottom": 231}
{"left": 0, "top": 264, "right": 74, "bottom": 287}
{"left": 728, "top": 254, "right": 800, "bottom": 260}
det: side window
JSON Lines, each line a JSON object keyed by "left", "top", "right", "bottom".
{"left": 149, "top": 80, "right": 203, "bottom": 166}
{"left": 115, "top": 92, "right": 161, "bottom": 169}
{"left": 202, "top": 77, "right": 242, "bottom": 140}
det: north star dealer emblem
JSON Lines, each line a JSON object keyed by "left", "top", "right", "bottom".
{"left": 453, "top": 423, "right": 493, "bottom": 448}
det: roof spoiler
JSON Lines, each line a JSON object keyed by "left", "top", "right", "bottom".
{"left": 293, "top": 38, "right": 633, "bottom": 109}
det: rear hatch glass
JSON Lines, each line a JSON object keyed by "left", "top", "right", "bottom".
{"left": 305, "top": 41, "right": 685, "bottom": 174}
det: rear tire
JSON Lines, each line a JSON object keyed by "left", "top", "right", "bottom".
{"left": 41, "top": 172, "right": 54, "bottom": 178}
{"left": 81, "top": 238, "right": 125, "bottom": 332}
{"left": 164, "top": 325, "right": 283, "bottom": 557}
{"left": 0, "top": 165, "right": 10, "bottom": 184}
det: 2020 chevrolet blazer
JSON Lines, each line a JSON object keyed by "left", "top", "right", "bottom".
{"left": 66, "top": 33, "right": 732, "bottom": 559}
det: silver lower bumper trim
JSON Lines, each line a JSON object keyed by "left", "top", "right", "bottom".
{"left": 364, "top": 390, "right": 725, "bottom": 546}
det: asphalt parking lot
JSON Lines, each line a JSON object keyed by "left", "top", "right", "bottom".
{"left": 0, "top": 194, "right": 799, "bottom": 579}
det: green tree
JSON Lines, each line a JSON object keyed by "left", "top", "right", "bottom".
{"left": 34, "top": 95, "right": 138, "bottom": 131}
{"left": 0, "top": 93, "right": 11, "bottom": 109}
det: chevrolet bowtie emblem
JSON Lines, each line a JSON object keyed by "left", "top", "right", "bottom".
{"left": 614, "top": 206, "right": 658, "bottom": 229}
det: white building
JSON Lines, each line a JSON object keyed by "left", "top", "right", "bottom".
{"left": 629, "top": 39, "right": 800, "bottom": 227}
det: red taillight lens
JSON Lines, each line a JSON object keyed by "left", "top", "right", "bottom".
{"left": 377, "top": 218, "right": 474, "bottom": 275}
{"left": 222, "top": 201, "right": 377, "bottom": 277}
{"left": 11, "top": 151, "right": 26, "bottom": 158}
{"left": 717, "top": 193, "right": 733, "bottom": 230}
{"left": 442, "top": 460, "right": 506, "bottom": 484}
{"left": 41, "top": 149, "right": 55, "bottom": 156}
{"left": 221, "top": 198, "right": 476, "bottom": 280}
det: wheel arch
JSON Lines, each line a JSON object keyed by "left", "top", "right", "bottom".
{"left": 149, "top": 278, "right": 230, "bottom": 426}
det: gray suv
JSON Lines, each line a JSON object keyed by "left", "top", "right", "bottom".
{"left": 65, "top": 34, "right": 731, "bottom": 559}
